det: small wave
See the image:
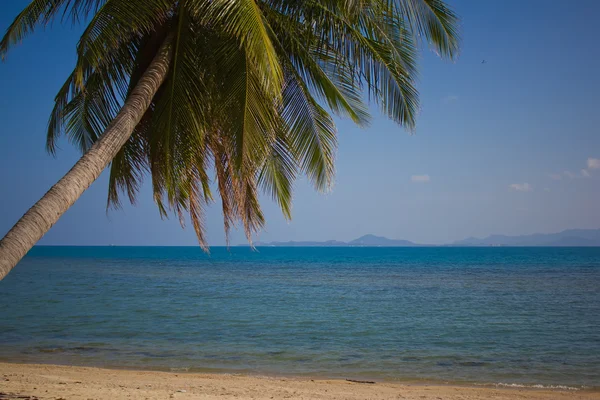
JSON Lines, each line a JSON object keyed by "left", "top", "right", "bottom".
{"left": 459, "top": 361, "right": 486, "bottom": 367}
{"left": 37, "top": 347, "right": 65, "bottom": 353}
{"left": 479, "top": 382, "right": 583, "bottom": 391}
{"left": 169, "top": 367, "right": 190, "bottom": 372}
{"left": 34, "top": 345, "right": 105, "bottom": 355}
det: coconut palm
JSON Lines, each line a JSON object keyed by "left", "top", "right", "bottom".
{"left": 0, "top": 0, "right": 459, "bottom": 280}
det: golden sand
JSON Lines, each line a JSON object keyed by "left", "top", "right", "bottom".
{"left": 1, "top": 362, "right": 598, "bottom": 400}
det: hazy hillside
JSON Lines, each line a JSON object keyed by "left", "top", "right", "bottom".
{"left": 452, "top": 229, "right": 600, "bottom": 246}
{"left": 253, "top": 234, "right": 417, "bottom": 247}
{"left": 248, "top": 229, "right": 600, "bottom": 247}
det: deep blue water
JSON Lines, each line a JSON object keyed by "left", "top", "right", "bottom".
{"left": 0, "top": 246, "right": 599, "bottom": 389}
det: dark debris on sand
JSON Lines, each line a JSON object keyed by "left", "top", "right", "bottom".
{"left": 0, "top": 393, "right": 40, "bottom": 400}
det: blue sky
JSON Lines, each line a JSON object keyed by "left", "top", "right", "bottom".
{"left": 1, "top": 0, "right": 599, "bottom": 246}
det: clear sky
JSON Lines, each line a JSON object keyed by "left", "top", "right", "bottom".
{"left": 1, "top": 0, "right": 599, "bottom": 246}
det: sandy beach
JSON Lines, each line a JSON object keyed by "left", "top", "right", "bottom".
{"left": 0, "top": 363, "right": 598, "bottom": 400}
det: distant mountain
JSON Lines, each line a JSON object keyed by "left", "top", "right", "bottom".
{"left": 245, "top": 229, "right": 600, "bottom": 247}
{"left": 253, "top": 240, "right": 348, "bottom": 247}
{"left": 348, "top": 234, "right": 416, "bottom": 247}
{"left": 451, "top": 229, "right": 600, "bottom": 247}
{"left": 251, "top": 234, "right": 418, "bottom": 247}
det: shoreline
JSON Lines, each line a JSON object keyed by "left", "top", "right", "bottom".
{"left": 1, "top": 358, "right": 593, "bottom": 391}
{"left": 1, "top": 362, "right": 598, "bottom": 400}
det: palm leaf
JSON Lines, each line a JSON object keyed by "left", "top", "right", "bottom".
{"left": 1, "top": 0, "right": 71, "bottom": 60}
{"left": 257, "top": 124, "right": 297, "bottom": 219}
{"left": 394, "top": 0, "right": 460, "bottom": 58}
{"left": 188, "top": 0, "right": 283, "bottom": 97}
{"left": 281, "top": 69, "right": 337, "bottom": 191}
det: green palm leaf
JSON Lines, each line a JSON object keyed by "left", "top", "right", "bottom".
{"left": 188, "top": 0, "right": 284, "bottom": 96}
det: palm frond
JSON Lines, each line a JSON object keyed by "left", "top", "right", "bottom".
{"left": 72, "top": 0, "right": 173, "bottom": 88}
{"left": 395, "top": 0, "right": 460, "bottom": 58}
{"left": 210, "top": 134, "right": 239, "bottom": 245}
{"left": 1, "top": 0, "right": 70, "bottom": 60}
{"left": 281, "top": 69, "right": 337, "bottom": 191}
{"left": 107, "top": 123, "right": 149, "bottom": 208}
{"left": 215, "top": 38, "right": 279, "bottom": 174}
{"left": 263, "top": 7, "right": 371, "bottom": 126}
{"left": 188, "top": 0, "right": 283, "bottom": 96}
{"left": 239, "top": 173, "right": 265, "bottom": 244}
{"left": 148, "top": 8, "right": 209, "bottom": 209}
{"left": 106, "top": 27, "right": 170, "bottom": 209}
{"left": 257, "top": 125, "right": 297, "bottom": 219}
{"left": 47, "top": 41, "right": 131, "bottom": 154}
{"left": 305, "top": 0, "right": 420, "bottom": 128}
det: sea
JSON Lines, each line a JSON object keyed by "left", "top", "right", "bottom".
{"left": 0, "top": 246, "right": 598, "bottom": 390}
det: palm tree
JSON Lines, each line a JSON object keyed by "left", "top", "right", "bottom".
{"left": 0, "top": 0, "right": 459, "bottom": 280}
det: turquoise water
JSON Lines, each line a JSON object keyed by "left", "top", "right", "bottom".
{"left": 0, "top": 246, "right": 599, "bottom": 389}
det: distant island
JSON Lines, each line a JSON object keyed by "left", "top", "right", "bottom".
{"left": 249, "top": 234, "right": 418, "bottom": 247}
{"left": 244, "top": 229, "right": 600, "bottom": 247}
{"left": 451, "top": 228, "right": 600, "bottom": 247}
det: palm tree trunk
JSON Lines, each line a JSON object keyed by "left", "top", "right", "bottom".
{"left": 0, "top": 36, "right": 173, "bottom": 281}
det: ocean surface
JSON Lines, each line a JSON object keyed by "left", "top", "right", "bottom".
{"left": 1, "top": 246, "right": 599, "bottom": 389}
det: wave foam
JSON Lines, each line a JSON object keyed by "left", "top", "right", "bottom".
{"left": 481, "top": 382, "right": 583, "bottom": 391}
